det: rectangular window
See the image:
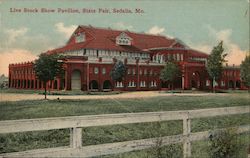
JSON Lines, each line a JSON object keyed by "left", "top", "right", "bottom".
{"left": 176, "top": 53, "right": 180, "bottom": 61}
{"left": 116, "top": 81, "right": 123, "bottom": 88}
{"left": 132, "top": 68, "right": 136, "bottom": 75}
{"left": 128, "top": 81, "right": 136, "bottom": 87}
{"left": 140, "top": 81, "right": 146, "bottom": 87}
{"left": 150, "top": 81, "right": 157, "bottom": 87}
{"left": 214, "top": 81, "right": 218, "bottom": 86}
{"left": 144, "top": 69, "right": 147, "bottom": 75}
{"left": 102, "top": 68, "right": 106, "bottom": 75}
{"left": 206, "top": 80, "right": 210, "bottom": 86}
{"left": 127, "top": 68, "right": 131, "bottom": 75}
{"left": 221, "top": 81, "right": 225, "bottom": 87}
{"left": 94, "top": 67, "right": 99, "bottom": 74}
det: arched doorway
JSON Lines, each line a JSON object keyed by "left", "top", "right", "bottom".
{"left": 236, "top": 80, "right": 241, "bottom": 89}
{"left": 27, "top": 80, "right": 30, "bottom": 88}
{"left": 34, "top": 80, "right": 37, "bottom": 89}
{"left": 191, "top": 80, "right": 196, "bottom": 88}
{"left": 39, "top": 81, "right": 42, "bottom": 89}
{"left": 31, "top": 80, "right": 34, "bottom": 89}
{"left": 89, "top": 80, "right": 99, "bottom": 91}
{"left": 23, "top": 80, "right": 26, "bottom": 88}
{"left": 191, "top": 71, "right": 201, "bottom": 89}
{"left": 60, "top": 79, "right": 65, "bottom": 90}
{"left": 229, "top": 80, "right": 234, "bottom": 89}
{"left": 18, "top": 80, "right": 20, "bottom": 88}
{"left": 54, "top": 80, "right": 58, "bottom": 90}
{"left": 71, "top": 70, "right": 81, "bottom": 90}
{"left": 103, "top": 80, "right": 112, "bottom": 90}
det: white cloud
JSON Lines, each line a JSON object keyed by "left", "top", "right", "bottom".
{"left": 0, "top": 49, "right": 37, "bottom": 76}
{"left": 55, "top": 22, "right": 77, "bottom": 39}
{"left": 192, "top": 44, "right": 212, "bottom": 54}
{"left": 113, "top": 22, "right": 134, "bottom": 30}
{"left": 5, "top": 27, "right": 28, "bottom": 44}
{"left": 190, "top": 26, "right": 247, "bottom": 65}
{"left": 224, "top": 43, "right": 247, "bottom": 65}
{"left": 147, "top": 26, "right": 165, "bottom": 35}
{"left": 209, "top": 27, "right": 247, "bottom": 65}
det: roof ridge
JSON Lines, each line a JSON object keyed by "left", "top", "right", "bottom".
{"left": 79, "top": 25, "right": 174, "bottom": 39}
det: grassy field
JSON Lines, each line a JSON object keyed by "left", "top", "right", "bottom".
{"left": 102, "top": 133, "right": 249, "bottom": 158}
{"left": 0, "top": 88, "right": 121, "bottom": 95}
{"left": 0, "top": 93, "right": 249, "bottom": 157}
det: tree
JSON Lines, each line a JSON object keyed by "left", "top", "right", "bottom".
{"left": 34, "top": 53, "right": 64, "bottom": 99}
{"left": 110, "top": 60, "right": 126, "bottom": 82}
{"left": 206, "top": 41, "right": 227, "bottom": 92}
{"left": 160, "top": 61, "right": 180, "bottom": 90}
{"left": 240, "top": 55, "right": 250, "bottom": 92}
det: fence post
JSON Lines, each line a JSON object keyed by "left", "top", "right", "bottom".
{"left": 183, "top": 113, "right": 191, "bottom": 158}
{"left": 70, "top": 127, "right": 82, "bottom": 148}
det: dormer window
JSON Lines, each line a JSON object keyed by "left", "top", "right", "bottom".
{"left": 116, "top": 32, "right": 132, "bottom": 46}
{"left": 75, "top": 32, "right": 85, "bottom": 43}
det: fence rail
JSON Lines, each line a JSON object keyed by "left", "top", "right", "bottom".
{"left": 0, "top": 106, "right": 249, "bottom": 158}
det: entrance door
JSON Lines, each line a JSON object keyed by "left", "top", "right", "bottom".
{"left": 71, "top": 70, "right": 81, "bottom": 90}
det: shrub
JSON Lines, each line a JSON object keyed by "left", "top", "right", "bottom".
{"left": 208, "top": 128, "right": 246, "bottom": 158}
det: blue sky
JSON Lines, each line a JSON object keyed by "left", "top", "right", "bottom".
{"left": 0, "top": 0, "right": 249, "bottom": 75}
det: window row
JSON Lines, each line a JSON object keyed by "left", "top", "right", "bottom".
{"left": 153, "top": 53, "right": 184, "bottom": 63}
{"left": 64, "top": 49, "right": 150, "bottom": 59}
{"left": 206, "top": 80, "right": 226, "bottom": 87}
{"left": 94, "top": 67, "right": 106, "bottom": 75}
{"left": 127, "top": 68, "right": 159, "bottom": 76}
{"left": 93, "top": 67, "right": 159, "bottom": 76}
{"left": 223, "top": 71, "right": 238, "bottom": 77}
{"left": 12, "top": 69, "right": 34, "bottom": 75}
{"left": 115, "top": 80, "right": 157, "bottom": 88}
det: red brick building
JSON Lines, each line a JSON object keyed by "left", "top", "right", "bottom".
{"left": 8, "top": 25, "right": 246, "bottom": 91}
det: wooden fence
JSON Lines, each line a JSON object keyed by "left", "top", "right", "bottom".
{"left": 0, "top": 106, "right": 249, "bottom": 158}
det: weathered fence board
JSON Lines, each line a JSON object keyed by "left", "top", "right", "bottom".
{"left": 0, "top": 106, "right": 248, "bottom": 134}
{"left": 0, "top": 106, "right": 249, "bottom": 158}
{"left": 1, "top": 125, "right": 249, "bottom": 158}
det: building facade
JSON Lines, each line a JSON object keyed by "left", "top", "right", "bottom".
{"left": 8, "top": 25, "right": 246, "bottom": 91}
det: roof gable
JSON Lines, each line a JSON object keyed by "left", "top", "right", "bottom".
{"left": 49, "top": 25, "right": 178, "bottom": 54}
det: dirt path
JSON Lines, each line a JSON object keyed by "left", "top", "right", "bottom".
{"left": 0, "top": 91, "right": 225, "bottom": 102}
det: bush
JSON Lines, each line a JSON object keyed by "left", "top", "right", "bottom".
{"left": 208, "top": 128, "right": 247, "bottom": 158}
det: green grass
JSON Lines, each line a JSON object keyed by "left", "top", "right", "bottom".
{"left": 0, "top": 88, "right": 122, "bottom": 95}
{"left": 0, "top": 88, "right": 44, "bottom": 94}
{"left": 0, "top": 94, "right": 249, "bottom": 120}
{"left": 103, "top": 133, "right": 250, "bottom": 158}
{"left": 83, "top": 120, "right": 182, "bottom": 146}
{"left": 100, "top": 143, "right": 183, "bottom": 158}
{"left": 0, "top": 93, "right": 249, "bottom": 156}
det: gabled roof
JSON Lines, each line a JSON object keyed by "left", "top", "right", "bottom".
{"left": 47, "top": 25, "right": 209, "bottom": 59}
{"left": 47, "top": 25, "right": 176, "bottom": 54}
